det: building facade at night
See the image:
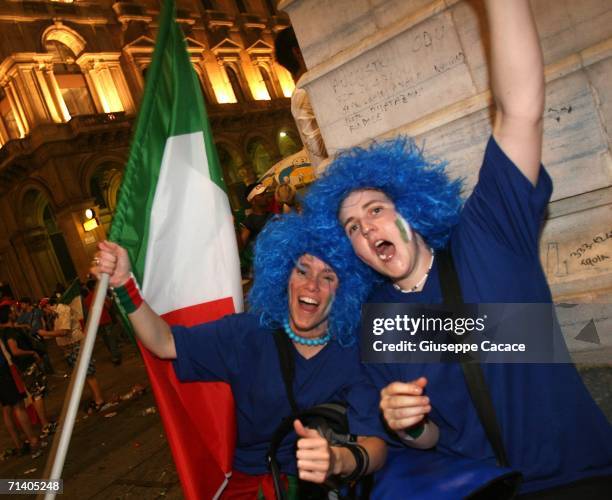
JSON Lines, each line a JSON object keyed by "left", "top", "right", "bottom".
{"left": 0, "top": 0, "right": 301, "bottom": 298}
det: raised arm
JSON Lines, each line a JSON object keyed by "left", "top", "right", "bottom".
{"left": 91, "top": 241, "right": 176, "bottom": 359}
{"left": 486, "top": 0, "right": 545, "bottom": 185}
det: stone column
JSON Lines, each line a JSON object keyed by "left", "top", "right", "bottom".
{"left": 279, "top": 0, "right": 612, "bottom": 301}
{"left": 11, "top": 228, "right": 64, "bottom": 297}
{"left": 34, "top": 62, "right": 71, "bottom": 123}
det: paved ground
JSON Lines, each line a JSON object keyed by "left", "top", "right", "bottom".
{"left": 0, "top": 331, "right": 610, "bottom": 499}
{"left": 0, "top": 335, "right": 182, "bottom": 499}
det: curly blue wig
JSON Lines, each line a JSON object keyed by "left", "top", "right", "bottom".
{"left": 247, "top": 213, "right": 373, "bottom": 347}
{"left": 303, "top": 136, "right": 463, "bottom": 249}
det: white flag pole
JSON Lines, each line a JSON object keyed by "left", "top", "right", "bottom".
{"left": 39, "top": 274, "right": 110, "bottom": 500}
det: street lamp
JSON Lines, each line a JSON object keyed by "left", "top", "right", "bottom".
{"left": 83, "top": 208, "right": 99, "bottom": 232}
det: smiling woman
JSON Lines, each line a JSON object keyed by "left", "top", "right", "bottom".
{"left": 286, "top": 254, "right": 338, "bottom": 347}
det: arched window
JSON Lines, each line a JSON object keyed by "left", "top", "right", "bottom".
{"left": 89, "top": 162, "right": 124, "bottom": 213}
{"left": 235, "top": 0, "right": 248, "bottom": 14}
{"left": 89, "top": 171, "right": 108, "bottom": 209}
{"left": 264, "top": 0, "right": 276, "bottom": 15}
{"left": 43, "top": 204, "right": 77, "bottom": 282}
{"left": 0, "top": 91, "right": 20, "bottom": 140}
{"left": 225, "top": 65, "right": 246, "bottom": 103}
{"left": 247, "top": 138, "right": 273, "bottom": 177}
{"left": 259, "top": 66, "right": 276, "bottom": 100}
{"left": 217, "top": 145, "right": 247, "bottom": 209}
{"left": 278, "top": 130, "right": 300, "bottom": 158}
{"left": 44, "top": 37, "right": 95, "bottom": 116}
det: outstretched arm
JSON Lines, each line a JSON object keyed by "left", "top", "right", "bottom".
{"left": 91, "top": 241, "right": 176, "bottom": 360}
{"left": 486, "top": 0, "right": 544, "bottom": 185}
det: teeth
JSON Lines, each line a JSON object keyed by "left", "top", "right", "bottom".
{"left": 375, "top": 240, "right": 384, "bottom": 247}
{"left": 378, "top": 254, "right": 390, "bottom": 261}
{"left": 299, "top": 296, "right": 318, "bottom": 305}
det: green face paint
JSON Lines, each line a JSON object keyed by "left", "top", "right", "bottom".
{"left": 395, "top": 216, "right": 412, "bottom": 243}
{"left": 322, "top": 293, "right": 335, "bottom": 319}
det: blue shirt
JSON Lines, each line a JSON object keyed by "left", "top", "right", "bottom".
{"left": 172, "top": 312, "right": 384, "bottom": 475}
{"left": 366, "top": 136, "right": 612, "bottom": 493}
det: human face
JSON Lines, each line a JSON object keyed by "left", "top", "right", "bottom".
{"left": 339, "top": 189, "right": 418, "bottom": 281}
{"left": 288, "top": 254, "right": 339, "bottom": 338}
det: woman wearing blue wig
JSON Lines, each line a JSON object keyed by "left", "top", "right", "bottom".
{"left": 303, "top": 0, "right": 612, "bottom": 498}
{"left": 92, "top": 213, "right": 415, "bottom": 498}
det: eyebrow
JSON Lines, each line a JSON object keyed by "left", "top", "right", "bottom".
{"left": 341, "top": 198, "right": 388, "bottom": 228}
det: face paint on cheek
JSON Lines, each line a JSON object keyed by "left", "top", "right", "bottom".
{"left": 395, "top": 216, "right": 412, "bottom": 243}
{"left": 321, "top": 292, "right": 335, "bottom": 319}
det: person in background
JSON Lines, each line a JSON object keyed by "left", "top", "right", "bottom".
{"left": 39, "top": 298, "right": 109, "bottom": 413}
{"left": 275, "top": 182, "right": 300, "bottom": 214}
{"left": 0, "top": 305, "right": 55, "bottom": 438}
{"left": 84, "top": 279, "right": 122, "bottom": 366}
{"left": 15, "top": 297, "right": 54, "bottom": 374}
{"left": 239, "top": 182, "right": 274, "bottom": 279}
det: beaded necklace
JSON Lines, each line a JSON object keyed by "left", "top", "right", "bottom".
{"left": 283, "top": 319, "right": 330, "bottom": 346}
{"left": 393, "top": 249, "right": 435, "bottom": 293}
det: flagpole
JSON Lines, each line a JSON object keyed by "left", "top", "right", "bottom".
{"left": 39, "top": 274, "right": 110, "bottom": 500}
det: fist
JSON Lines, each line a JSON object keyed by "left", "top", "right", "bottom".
{"left": 90, "top": 241, "right": 132, "bottom": 288}
{"left": 294, "top": 419, "right": 333, "bottom": 484}
{"left": 380, "top": 377, "right": 431, "bottom": 431}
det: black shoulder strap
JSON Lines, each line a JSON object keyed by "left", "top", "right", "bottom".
{"left": 272, "top": 329, "right": 299, "bottom": 414}
{"left": 269, "top": 330, "right": 298, "bottom": 500}
{"left": 437, "top": 249, "right": 510, "bottom": 468}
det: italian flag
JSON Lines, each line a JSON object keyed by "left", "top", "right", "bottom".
{"left": 108, "top": 0, "right": 243, "bottom": 498}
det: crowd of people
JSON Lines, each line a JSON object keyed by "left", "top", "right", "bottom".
{"left": 0, "top": 282, "right": 126, "bottom": 461}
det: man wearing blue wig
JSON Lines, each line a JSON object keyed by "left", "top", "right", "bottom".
{"left": 92, "top": 213, "right": 424, "bottom": 498}
{"left": 303, "top": 0, "right": 612, "bottom": 498}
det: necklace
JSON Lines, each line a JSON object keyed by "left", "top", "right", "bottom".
{"left": 283, "top": 319, "right": 330, "bottom": 346}
{"left": 393, "top": 249, "right": 435, "bottom": 293}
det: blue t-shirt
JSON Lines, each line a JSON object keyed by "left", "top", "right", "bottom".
{"left": 172, "top": 312, "right": 384, "bottom": 475}
{"left": 366, "top": 136, "right": 612, "bottom": 493}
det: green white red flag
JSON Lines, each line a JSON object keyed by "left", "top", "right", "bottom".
{"left": 108, "top": 0, "right": 242, "bottom": 497}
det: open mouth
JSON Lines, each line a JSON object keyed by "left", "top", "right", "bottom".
{"left": 298, "top": 296, "right": 319, "bottom": 312}
{"left": 374, "top": 239, "right": 395, "bottom": 262}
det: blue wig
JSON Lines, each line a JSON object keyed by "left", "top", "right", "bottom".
{"left": 247, "top": 213, "right": 373, "bottom": 347}
{"left": 303, "top": 136, "right": 463, "bottom": 249}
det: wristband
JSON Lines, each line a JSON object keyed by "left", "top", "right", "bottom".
{"left": 400, "top": 420, "right": 426, "bottom": 441}
{"left": 113, "top": 273, "right": 143, "bottom": 314}
{"left": 340, "top": 443, "right": 369, "bottom": 483}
